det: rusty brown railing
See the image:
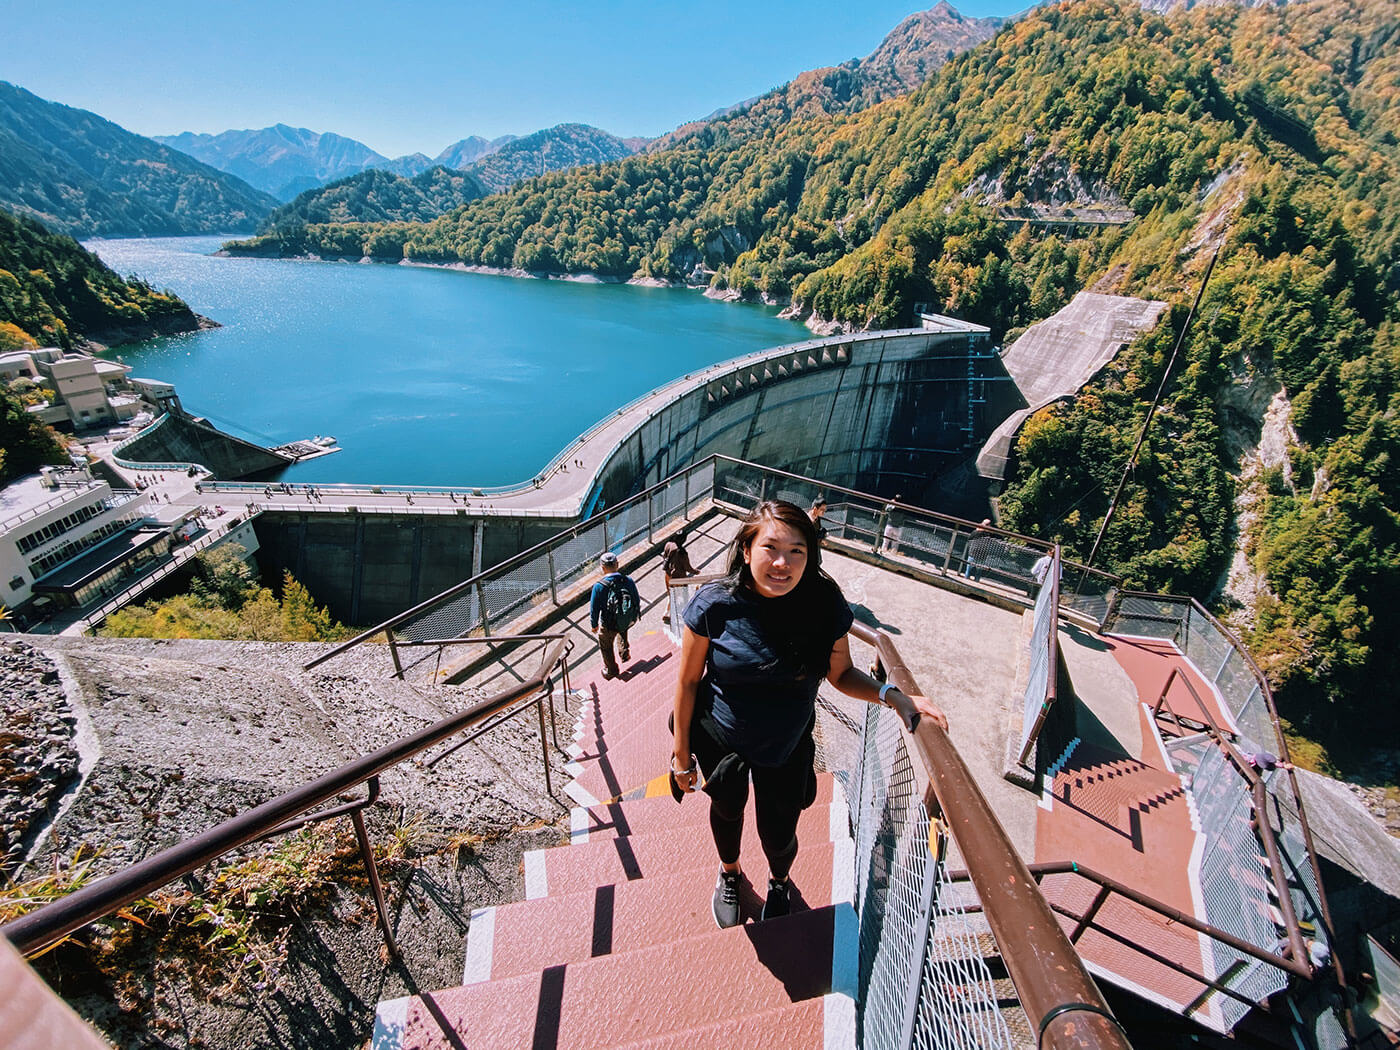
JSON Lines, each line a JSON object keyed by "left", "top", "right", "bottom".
{"left": 2, "top": 639, "right": 571, "bottom": 958}
{"left": 852, "top": 621, "right": 1133, "bottom": 1050}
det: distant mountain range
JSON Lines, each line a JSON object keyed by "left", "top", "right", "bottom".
{"left": 155, "top": 123, "right": 629, "bottom": 201}
{"left": 233, "top": 4, "right": 999, "bottom": 241}
{"left": 0, "top": 81, "right": 277, "bottom": 238}
{"left": 250, "top": 124, "right": 642, "bottom": 237}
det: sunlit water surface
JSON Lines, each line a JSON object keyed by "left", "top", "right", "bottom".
{"left": 86, "top": 236, "right": 807, "bottom": 487}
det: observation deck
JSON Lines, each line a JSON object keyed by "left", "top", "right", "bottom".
{"left": 4, "top": 458, "right": 1376, "bottom": 1049}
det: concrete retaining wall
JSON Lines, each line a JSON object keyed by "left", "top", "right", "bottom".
{"left": 254, "top": 511, "right": 573, "bottom": 626}
{"left": 117, "top": 413, "right": 290, "bottom": 479}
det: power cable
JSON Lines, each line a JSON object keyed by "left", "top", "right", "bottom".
{"left": 1077, "top": 244, "right": 1222, "bottom": 590}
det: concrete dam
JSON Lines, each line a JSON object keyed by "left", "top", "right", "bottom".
{"left": 193, "top": 297, "right": 1164, "bottom": 625}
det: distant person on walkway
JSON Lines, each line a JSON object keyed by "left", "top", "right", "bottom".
{"left": 1032, "top": 551, "right": 1058, "bottom": 587}
{"left": 591, "top": 552, "right": 641, "bottom": 680}
{"left": 1243, "top": 749, "right": 1294, "bottom": 775}
{"left": 880, "top": 495, "right": 901, "bottom": 554}
{"left": 808, "top": 497, "right": 828, "bottom": 542}
{"left": 670, "top": 500, "right": 947, "bottom": 928}
{"left": 963, "top": 519, "right": 994, "bottom": 581}
{"left": 661, "top": 532, "right": 697, "bottom": 625}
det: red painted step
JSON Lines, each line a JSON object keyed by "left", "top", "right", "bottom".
{"left": 568, "top": 776, "right": 840, "bottom": 844}
{"left": 466, "top": 840, "right": 849, "bottom": 984}
{"left": 605, "top": 995, "right": 850, "bottom": 1050}
{"left": 525, "top": 803, "right": 847, "bottom": 900}
{"left": 375, "top": 904, "right": 858, "bottom": 1050}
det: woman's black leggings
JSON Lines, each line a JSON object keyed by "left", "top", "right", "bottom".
{"left": 691, "top": 716, "right": 812, "bottom": 881}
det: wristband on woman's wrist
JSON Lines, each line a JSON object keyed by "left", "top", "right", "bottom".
{"left": 878, "top": 682, "right": 899, "bottom": 707}
{"left": 671, "top": 754, "right": 698, "bottom": 777}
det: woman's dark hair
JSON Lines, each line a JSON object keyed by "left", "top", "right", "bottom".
{"left": 723, "top": 500, "right": 843, "bottom": 678}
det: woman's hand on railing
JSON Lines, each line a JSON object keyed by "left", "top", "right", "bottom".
{"left": 889, "top": 689, "right": 948, "bottom": 734}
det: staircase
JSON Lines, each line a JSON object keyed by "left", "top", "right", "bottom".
{"left": 371, "top": 625, "right": 859, "bottom": 1049}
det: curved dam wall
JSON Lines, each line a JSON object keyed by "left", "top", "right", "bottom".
{"left": 250, "top": 327, "right": 1021, "bottom": 625}
{"left": 589, "top": 327, "right": 1012, "bottom": 511}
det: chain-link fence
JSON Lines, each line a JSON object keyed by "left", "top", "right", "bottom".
{"left": 1189, "top": 741, "right": 1290, "bottom": 1028}
{"left": 833, "top": 697, "right": 1015, "bottom": 1050}
{"left": 1107, "top": 593, "right": 1333, "bottom": 1034}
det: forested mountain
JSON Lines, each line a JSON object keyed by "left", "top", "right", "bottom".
{"left": 224, "top": 0, "right": 1400, "bottom": 744}
{"left": 0, "top": 83, "right": 277, "bottom": 238}
{"left": 0, "top": 208, "right": 202, "bottom": 349}
{"left": 258, "top": 166, "right": 488, "bottom": 236}
{"left": 156, "top": 124, "right": 411, "bottom": 200}
{"left": 647, "top": 0, "right": 1001, "bottom": 154}
{"left": 466, "top": 124, "right": 639, "bottom": 193}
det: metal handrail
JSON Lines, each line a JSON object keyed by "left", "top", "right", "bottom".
{"left": 850, "top": 620, "right": 1132, "bottom": 1050}
{"left": 308, "top": 453, "right": 1073, "bottom": 674}
{"left": 2, "top": 639, "right": 571, "bottom": 957}
{"left": 1114, "top": 591, "right": 1340, "bottom": 981}
{"left": 1153, "top": 668, "right": 1311, "bottom": 970}
{"left": 1021, "top": 861, "right": 1312, "bottom": 981}
{"left": 301, "top": 457, "right": 722, "bottom": 670}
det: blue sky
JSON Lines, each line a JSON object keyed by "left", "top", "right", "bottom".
{"left": 5, "top": 0, "right": 1022, "bottom": 158}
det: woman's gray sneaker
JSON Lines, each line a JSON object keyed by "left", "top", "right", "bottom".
{"left": 712, "top": 869, "right": 742, "bottom": 928}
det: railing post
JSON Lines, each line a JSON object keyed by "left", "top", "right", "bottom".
{"left": 601, "top": 513, "right": 610, "bottom": 551}
{"left": 682, "top": 470, "right": 691, "bottom": 518}
{"left": 476, "top": 582, "right": 491, "bottom": 637}
{"left": 547, "top": 544, "right": 559, "bottom": 606}
{"left": 647, "top": 491, "right": 655, "bottom": 543}
{"left": 898, "top": 830, "right": 941, "bottom": 1048}
{"left": 536, "top": 699, "right": 553, "bottom": 797}
{"left": 349, "top": 782, "right": 398, "bottom": 958}
{"left": 386, "top": 627, "right": 404, "bottom": 679}
{"left": 943, "top": 529, "right": 958, "bottom": 573}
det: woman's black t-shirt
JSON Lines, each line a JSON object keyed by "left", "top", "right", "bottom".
{"left": 683, "top": 580, "right": 854, "bottom": 766}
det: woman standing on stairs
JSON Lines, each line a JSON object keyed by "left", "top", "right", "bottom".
{"left": 670, "top": 499, "right": 947, "bottom": 928}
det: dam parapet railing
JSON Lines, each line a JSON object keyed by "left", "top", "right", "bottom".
{"left": 305, "top": 454, "right": 1093, "bottom": 677}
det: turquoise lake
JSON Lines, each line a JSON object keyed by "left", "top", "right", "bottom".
{"left": 85, "top": 236, "right": 807, "bottom": 488}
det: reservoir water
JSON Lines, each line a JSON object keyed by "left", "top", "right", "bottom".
{"left": 85, "top": 236, "right": 807, "bottom": 488}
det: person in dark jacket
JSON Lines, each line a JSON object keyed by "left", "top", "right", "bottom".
{"left": 670, "top": 500, "right": 947, "bottom": 928}
{"left": 590, "top": 552, "right": 640, "bottom": 679}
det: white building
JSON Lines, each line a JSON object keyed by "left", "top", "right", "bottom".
{"left": 0, "top": 465, "right": 156, "bottom": 619}
{"left": 2, "top": 348, "right": 153, "bottom": 430}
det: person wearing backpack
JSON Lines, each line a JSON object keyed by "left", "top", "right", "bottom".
{"left": 591, "top": 551, "right": 641, "bottom": 679}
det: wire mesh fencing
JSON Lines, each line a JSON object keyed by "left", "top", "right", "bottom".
{"left": 1189, "top": 742, "right": 1290, "bottom": 1028}
{"left": 832, "top": 696, "right": 1016, "bottom": 1050}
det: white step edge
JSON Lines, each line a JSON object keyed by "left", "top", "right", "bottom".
{"left": 564, "top": 779, "right": 602, "bottom": 807}
{"left": 371, "top": 995, "right": 408, "bottom": 1050}
{"left": 824, "top": 991, "right": 857, "bottom": 1050}
{"left": 569, "top": 805, "right": 591, "bottom": 845}
{"left": 524, "top": 848, "right": 549, "bottom": 899}
{"left": 461, "top": 906, "right": 496, "bottom": 985}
